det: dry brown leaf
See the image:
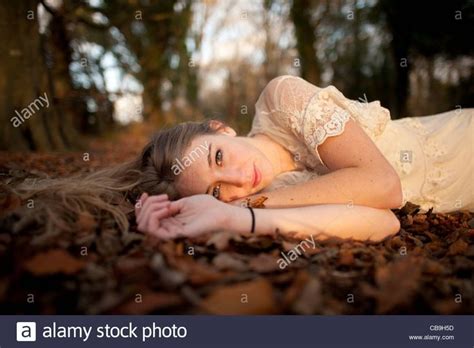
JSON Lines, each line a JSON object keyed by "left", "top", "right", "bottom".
{"left": 116, "top": 256, "right": 149, "bottom": 275}
{"left": 291, "top": 277, "right": 322, "bottom": 314}
{"left": 423, "top": 259, "right": 446, "bottom": 275}
{"left": 0, "top": 192, "right": 21, "bottom": 216}
{"left": 167, "top": 256, "right": 223, "bottom": 286}
{"left": 433, "top": 298, "right": 463, "bottom": 314}
{"left": 77, "top": 211, "right": 97, "bottom": 234}
{"left": 338, "top": 249, "right": 355, "bottom": 266}
{"left": 206, "top": 230, "right": 242, "bottom": 251}
{"left": 113, "top": 289, "right": 183, "bottom": 314}
{"left": 248, "top": 253, "right": 281, "bottom": 273}
{"left": 213, "top": 253, "right": 248, "bottom": 272}
{"left": 375, "top": 256, "right": 422, "bottom": 313}
{"left": 447, "top": 239, "right": 468, "bottom": 256}
{"left": 23, "top": 249, "right": 86, "bottom": 275}
{"left": 244, "top": 196, "right": 268, "bottom": 208}
{"left": 201, "top": 278, "right": 278, "bottom": 314}
{"left": 413, "top": 214, "right": 428, "bottom": 223}
{"left": 282, "top": 270, "right": 310, "bottom": 308}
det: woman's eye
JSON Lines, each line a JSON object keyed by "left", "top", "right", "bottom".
{"left": 215, "top": 149, "right": 223, "bottom": 166}
{"left": 212, "top": 184, "right": 221, "bottom": 199}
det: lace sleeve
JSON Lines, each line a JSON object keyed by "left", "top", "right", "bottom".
{"left": 256, "top": 75, "right": 350, "bottom": 165}
{"left": 256, "top": 75, "right": 390, "bottom": 167}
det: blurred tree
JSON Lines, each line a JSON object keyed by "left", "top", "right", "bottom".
{"left": 0, "top": 0, "right": 69, "bottom": 150}
{"left": 290, "top": 0, "right": 397, "bottom": 113}
{"left": 378, "top": 0, "right": 474, "bottom": 116}
{"left": 287, "top": 0, "right": 473, "bottom": 118}
{"left": 98, "top": 0, "right": 194, "bottom": 123}
{"left": 290, "top": 0, "right": 322, "bottom": 85}
{"left": 41, "top": 0, "right": 87, "bottom": 147}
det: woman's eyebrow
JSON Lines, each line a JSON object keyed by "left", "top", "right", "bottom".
{"left": 205, "top": 142, "right": 212, "bottom": 194}
{"left": 207, "top": 142, "right": 212, "bottom": 168}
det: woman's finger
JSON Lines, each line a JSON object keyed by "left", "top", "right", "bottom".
{"left": 141, "top": 194, "right": 168, "bottom": 210}
{"left": 136, "top": 200, "right": 170, "bottom": 225}
{"left": 138, "top": 194, "right": 169, "bottom": 222}
{"left": 159, "top": 219, "right": 183, "bottom": 240}
{"left": 150, "top": 222, "right": 174, "bottom": 240}
{"left": 168, "top": 198, "right": 185, "bottom": 216}
{"left": 137, "top": 200, "right": 168, "bottom": 225}
{"left": 138, "top": 203, "right": 170, "bottom": 233}
{"left": 146, "top": 207, "right": 173, "bottom": 232}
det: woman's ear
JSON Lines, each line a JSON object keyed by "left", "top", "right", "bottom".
{"left": 209, "top": 119, "right": 237, "bottom": 137}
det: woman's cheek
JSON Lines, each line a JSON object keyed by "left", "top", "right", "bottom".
{"left": 223, "top": 187, "right": 249, "bottom": 202}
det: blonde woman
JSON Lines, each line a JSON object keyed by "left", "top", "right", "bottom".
{"left": 134, "top": 75, "right": 473, "bottom": 242}
{"left": 10, "top": 75, "right": 473, "bottom": 242}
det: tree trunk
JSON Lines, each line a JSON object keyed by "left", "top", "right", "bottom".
{"left": 0, "top": 0, "right": 67, "bottom": 150}
{"left": 378, "top": 0, "right": 411, "bottom": 118}
{"left": 46, "top": 2, "right": 85, "bottom": 148}
{"left": 290, "top": 0, "right": 321, "bottom": 85}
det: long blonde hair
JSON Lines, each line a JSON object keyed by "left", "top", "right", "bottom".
{"left": 2, "top": 120, "right": 222, "bottom": 235}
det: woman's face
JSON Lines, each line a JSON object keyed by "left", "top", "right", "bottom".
{"left": 175, "top": 133, "right": 275, "bottom": 202}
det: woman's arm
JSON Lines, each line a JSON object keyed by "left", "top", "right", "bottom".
{"left": 227, "top": 202, "right": 401, "bottom": 242}
{"left": 136, "top": 193, "right": 400, "bottom": 242}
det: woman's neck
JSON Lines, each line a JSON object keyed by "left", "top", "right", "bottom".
{"left": 242, "top": 134, "right": 297, "bottom": 175}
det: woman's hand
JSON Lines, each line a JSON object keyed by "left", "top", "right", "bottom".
{"left": 135, "top": 193, "right": 234, "bottom": 240}
{"left": 135, "top": 193, "right": 172, "bottom": 234}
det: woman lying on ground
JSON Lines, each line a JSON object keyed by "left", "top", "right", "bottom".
{"left": 7, "top": 75, "right": 473, "bottom": 242}
{"left": 133, "top": 75, "right": 473, "bottom": 242}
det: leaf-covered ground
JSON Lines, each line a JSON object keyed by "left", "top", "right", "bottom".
{"left": 1, "top": 130, "right": 473, "bottom": 315}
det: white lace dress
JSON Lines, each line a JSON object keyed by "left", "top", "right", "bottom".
{"left": 248, "top": 75, "right": 473, "bottom": 213}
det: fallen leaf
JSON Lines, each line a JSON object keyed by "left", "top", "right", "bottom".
{"left": 77, "top": 211, "right": 97, "bottom": 234}
{"left": 23, "top": 249, "right": 86, "bottom": 275}
{"left": 291, "top": 277, "right": 322, "bottom": 314}
{"left": 201, "top": 278, "right": 278, "bottom": 314}
{"left": 248, "top": 253, "right": 281, "bottom": 273}
{"left": 338, "top": 249, "right": 354, "bottom": 266}
{"left": 282, "top": 270, "right": 310, "bottom": 308}
{"left": 248, "top": 196, "right": 268, "bottom": 208}
{"left": 0, "top": 192, "right": 21, "bottom": 216}
{"left": 447, "top": 239, "right": 468, "bottom": 256}
{"left": 374, "top": 256, "right": 422, "bottom": 313}
{"left": 213, "top": 253, "right": 248, "bottom": 272}
{"left": 206, "top": 231, "right": 242, "bottom": 251}
{"left": 422, "top": 259, "right": 446, "bottom": 275}
{"left": 113, "top": 289, "right": 183, "bottom": 314}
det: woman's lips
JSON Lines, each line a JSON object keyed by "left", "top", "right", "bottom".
{"left": 252, "top": 163, "right": 261, "bottom": 188}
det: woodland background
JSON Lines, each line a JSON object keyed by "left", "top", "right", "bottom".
{"left": 0, "top": 0, "right": 473, "bottom": 151}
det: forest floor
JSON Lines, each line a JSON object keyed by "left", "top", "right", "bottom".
{"left": 0, "top": 125, "right": 473, "bottom": 314}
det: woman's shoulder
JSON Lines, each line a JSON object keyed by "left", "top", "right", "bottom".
{"left": 257, "top": 75, "right": 320, "bottom": 112}
{"left": 252, "top": 75, "right": 393, "bottom": 151}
